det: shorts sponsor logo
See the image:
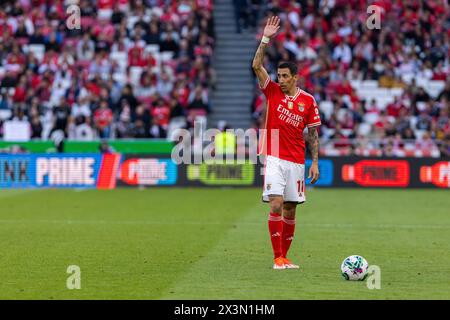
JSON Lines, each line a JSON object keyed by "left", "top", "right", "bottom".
{"left": 267, "top": 183, "right": 271, "bottom": 190}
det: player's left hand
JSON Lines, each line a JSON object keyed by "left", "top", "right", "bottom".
{"left": 308, "top": 163, "right": 320, "bottom": 184}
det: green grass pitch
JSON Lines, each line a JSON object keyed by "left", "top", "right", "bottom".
{"left": 0, "top": 188, "right": 449, "bottom": 299}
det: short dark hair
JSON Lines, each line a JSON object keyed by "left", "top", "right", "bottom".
{"left": 277, "top": 61, "right": 298, "bottom": 76}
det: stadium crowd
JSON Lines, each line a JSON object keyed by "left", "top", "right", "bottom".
{"left": 0, "top": 0, "right": 215, "bottom": 141}
{"left": 251, "top": 0, "right": 450, "bottom": 158}
{"left": 0, "top": 0, "right": 449, "bottom": 158}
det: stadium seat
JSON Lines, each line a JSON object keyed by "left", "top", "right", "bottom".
{"left": 416, "top": 102, "right": 428, "bottom": 112}
{"left": 98, "top": 9, "right": 113, "bottom": 20}
{"left": 322, "top": 128, "right": 335, "bottom": 139}
{"left": 390, "top": 88, "right": 404, "bottom": 97}
{"left": 3, "top": 120, "right": 31, "bottom": 141}
{"left": 145, "top": 44, "right": 160, "bottom": 55}
{"left": 160, "top": 51, "right": 174, "bottom": 62}
{"left": 357, "top": 123, "right": 372, "bottom": 136}
{"left": 318, "top": 101, "right": 334, "bottom": 120}
{"left": 349, "top": 80, "right": 362, "bottom": 89}
{"left": 0, "top": 109, "right": 12, "bottom": 120}
{"left": 415, "top": 77, "right": 429, "bottom": 88}
{"left": 426, "top": 80, "right": 445, "bottom": 98}
{"left": 414, "top": 130, "right": 427, "bottom": 140}
{"left": 360, "top": 80, "right": 378, "bottom": 89}
{"left": 363, "top": 113, "right": 379, "bottom": 125}
{"left": 401, "top": 73, "right": 415, "bottom": 84}
{"left": 112, "top": 72, "right": 127, "bottom": 85}
{"left": 110, "top": 51, "right": 128, "bottom": 72}
{"left": 341, "top": 129, "right": 353, "bottom": 137}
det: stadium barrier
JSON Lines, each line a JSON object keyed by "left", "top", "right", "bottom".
{"left": 0, "top": 154, "right": 448, "bottom": 189}
{"left": 0, "top": 140, "right": 173, "bottom": 154}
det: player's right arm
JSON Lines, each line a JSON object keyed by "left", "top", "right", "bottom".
{"left": 252, "top": 16, "right": 280, "bottom": 88}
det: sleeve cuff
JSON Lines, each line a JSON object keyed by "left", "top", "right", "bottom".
{"left": 307, "top": 122, "right": 321, "bottom": 128}
{"left": 260, "top": 77, "right": 270, "bottom": 90}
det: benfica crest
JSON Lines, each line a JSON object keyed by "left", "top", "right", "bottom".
{"left": 287, "top": 101, "right": 293, "bottom": 109}
{"left": 298, "top": 103, "right": 305, "bottom": 112}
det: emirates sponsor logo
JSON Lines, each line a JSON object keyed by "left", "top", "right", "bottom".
{"left": 277, "top": 105, "right": 303, "bottom": 127}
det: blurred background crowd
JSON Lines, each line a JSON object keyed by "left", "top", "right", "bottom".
{"left": 0, "top": 0, "right": 215, "bottom": 141}
{"left": 0, "top": 0, "right": 449, "bottom": 158}
{"left": 249, "top": 0, "right": 449, "bottom": 157}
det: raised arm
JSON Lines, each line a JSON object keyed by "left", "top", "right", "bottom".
{"left": 252, "top": 16, "right": 280, "bottom": 88}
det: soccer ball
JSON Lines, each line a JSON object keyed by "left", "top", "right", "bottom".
{"left": 341, "top": 255, "right": 369, "bottom": 281}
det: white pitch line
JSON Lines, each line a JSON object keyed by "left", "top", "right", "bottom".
{"left": 0, "top": 219, "right": 449, "bottom": 230}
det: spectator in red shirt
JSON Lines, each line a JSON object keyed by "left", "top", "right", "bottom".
{"left": 151, "top": 98, "right": 171, "bottom": 128}
{"left": 13, "top": 76, "right": 28, "bottom": 103}
{"left": 386, "top": 97, "right": 406, "bottom": 117}
{"left": 94, "top": 99, "right": 113, "bottom": 138}
{"left": 128, "top": 45, "right": 146, "bottom": 67}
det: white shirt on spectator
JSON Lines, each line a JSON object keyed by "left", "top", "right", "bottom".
{"left": 77, "top": 39, "right": 95, "bottom": 61}
{"left": 288, "top": 11, "right": 300, "bottom": 28}
{"left": 333, "top": 43, "right": 352, "bottom": 65}
{"left": 397, "top": 58, "right": 419, "bottom": 78}
{"left": 303, "top": 13, "right": 315, "bottom": 30}
{"left": 181, "top": 25, "right": 199, "bottom": 39}
{"left": 284, "top": 39, "right": 299, "bottom": 57}
{"left": 156, "top": 80, "right": 174, "bottom": 99}
{"left": 49, "top": 84, "right": 67, "bottom": 108}
{"left": 320, "top": 0, "right": 336, "bottom": 13}
{"left": 160, "top": 31, "right": 180, "bottom": 43}
{"left": 338, "top": 25, "right": 352, "bottom": 38}
{"left": 354, "top": 41, "right": 374, "bottom": 62}
{"left": 297, "top": 45, "right": 317, "bottom": 61}
{"left": 135, "top": 85, "right": 156, "bottom": 98}
{"left": 71, "top": 123, "right": 96, "bottom": 141}
{"left": 72, "top": 103, "right": 92, "bottom": 118}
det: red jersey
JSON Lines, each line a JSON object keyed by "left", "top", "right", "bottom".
{"left": 94, "top": 108, "right": 113, "bottom": 128}
{"left": 259, "top": 78, "right": 321, "bottom": 164}
{"left": 151, "top": 106, "right": 171, "bottom": 127}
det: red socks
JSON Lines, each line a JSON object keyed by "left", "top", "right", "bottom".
{"left": 281, "top": 216, "right": 296, "bottom": 258}
{"left": 268, "top": 212, "right": 283, "bottom": 258}
{"left": 268, "top": 213, "right": 297, "bottom": 259}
